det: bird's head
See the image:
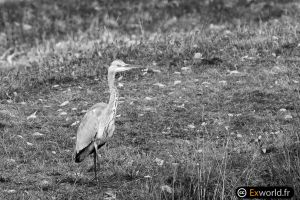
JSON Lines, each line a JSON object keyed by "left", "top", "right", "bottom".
{"left": 108, "top": 59, "right": 142, "bottom": 73}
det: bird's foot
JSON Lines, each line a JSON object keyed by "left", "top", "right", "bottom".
{"left": 92, "top": 176, "right": 99, "bottom": 183}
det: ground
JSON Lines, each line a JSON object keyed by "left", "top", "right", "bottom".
{"left": 0, "top": 0, "right": 300, "bottom": 199}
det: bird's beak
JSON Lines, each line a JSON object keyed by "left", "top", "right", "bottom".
{"left": 127, "top": 64, "right": 142, "bottom": 68}
{"left": 124, "top": 64, "right": 143, "bottom": 70}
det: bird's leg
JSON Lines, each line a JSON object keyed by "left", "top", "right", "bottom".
{"left": 93, "top": 141, "right": 99, "bottom": 182}
{"left": 104, "top": 143, "right": 108, "bottom": 154}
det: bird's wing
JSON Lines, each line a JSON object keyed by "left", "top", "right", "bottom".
{"left": 75, "top": 102, "right": 107, "bottom": 153}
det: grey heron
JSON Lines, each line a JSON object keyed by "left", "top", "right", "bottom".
{"left": 74, "top": 59, "right": 142, "bottom": 180}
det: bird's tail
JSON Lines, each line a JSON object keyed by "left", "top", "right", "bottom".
{"left": 75, "top": 142, "right": 95, "bottom": 163}
{"left": 74, "top": 141, "right": 106, "bottom": 163}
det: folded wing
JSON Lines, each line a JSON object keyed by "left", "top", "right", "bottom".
{"left": 75, "top": 102, "right": 107, "bottom": 162}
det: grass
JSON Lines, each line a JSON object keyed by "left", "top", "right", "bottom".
{"left": 1, "top": 0, "right": 300, "bottom": 199}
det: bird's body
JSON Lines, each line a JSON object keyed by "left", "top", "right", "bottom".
{"left": 74, "top": 102, "right": 107, "bottom": 163}
{"left": 74, "top": 60, "right": 141, "bottom": 180}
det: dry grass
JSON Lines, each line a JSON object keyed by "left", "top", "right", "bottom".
{"left": 1, "top": 1, "right": 300, "bottom": 199}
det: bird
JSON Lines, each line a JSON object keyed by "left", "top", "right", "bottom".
{"left": 74, "top": 59, "right": 142, "bottom": 180}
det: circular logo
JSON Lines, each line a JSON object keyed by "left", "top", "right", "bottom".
{"left": 236, "top": 188, "right": 247, "bottom": 198}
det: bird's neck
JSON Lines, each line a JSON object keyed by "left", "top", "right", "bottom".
{"left": 107, "top": 71, "right": 119, "bottom": 112}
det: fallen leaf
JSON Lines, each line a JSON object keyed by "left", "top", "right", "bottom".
{"left": 27, "top": 111, "right": 37, "bottom": 120}
{"left": 172, "top": 162, "right": 179, "bottom": 167}
{"left": 26, "top": 142, "right": 33, "bottom": 146}
{"left": 32, "top": 132, "right": 44, "bottom": 137}
{"left": 202, "top": 81, "right": 211, "bottom": 85}
{"left": 258, "top": 135, "right": 262, "bottom": 140}
{"left": 153, "top": 82, "right": 165, "bottom": 88}
{"left": 145, "top": 97, "right": 153, "bottom": 101}
{"left": 284, "top": 114, "right": 292, "bottom": 119}
{"left": 181, "top": 66, "right": 191, "bottom": 71}
{"left": 152, "top": 69, "right": 161, "bottom": 73}
{"left": 223, "top": 30, "right": 232, "bottom": 36}
{"left": 174, "top": 80, "right": 181, "bottom": 85}
{"left": 241, "top": 55, "right": 255, "bottom": 61}
{"left": 229, "top": 70, "right": 240, "bottom": 75}
{"left": 219, "top": 80, "right": 227, "bottom": 85}
{"left": 154, "top": 158, "right": 164, "bottom": 166}
{"left": 271, "top": 65, "right": 288, "bottom": 74}
{"left": 161, "top": 185, "right": 173, "bottom": 193}
{"left": 187, "top": 124, "right": 195, "bottom": 129}
{"left": 6, "top": 158, "right": 16, "bottom": 164}
{"left": 39, "top": 179, "right": 52, "bottom": 189}
{"left": 4, "top": 189, "right": 17, "bottom": 194}
{"left": 176, "top": 104, "right": 185, "bottom": 108}
{"left": 59, "top": 112, "right": 67, "bottom": 116}
{"left": 104, "top": 190, "right": 117, "bottom": 200}
{"left": 209, "top": 24, "right": 226, "bottom": 30}
{"left": 196, "top": 149, "right": 203, "bottom": 153}
{"left": 71, "top": 121, "right": 80, "bottom": 126}
{"left": 144, "top": 107, "right": 154, "bottom": 111}
{"left": 60, "top": 101, "right": 69, "bottom": 107}
{"left": 23, "top": 23, "right": 32, "bottom": 31}
{"left": 193, "top": 52, "right": 203, "bottom": 59}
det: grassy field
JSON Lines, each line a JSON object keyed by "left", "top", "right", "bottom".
{"left": 1, "top": 0, "right": 300, "bottom": 199}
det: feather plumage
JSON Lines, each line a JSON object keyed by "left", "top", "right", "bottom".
{"left": 75, "top": 102, "right": 107, "bottom": 161}
{"left": 74, "top": 60, "right": 143, "bottom": 180}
